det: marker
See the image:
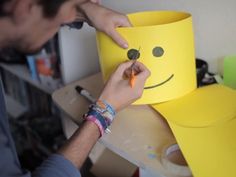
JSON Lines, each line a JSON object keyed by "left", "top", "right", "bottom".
{"left": 129, "top": 47, "right": 141, "bottom": 88}
{"left": 75, "top": 85, "right": 96, "bottom": 103}
{"left": 130, "top": 67, "right": 136, "bottom": 88}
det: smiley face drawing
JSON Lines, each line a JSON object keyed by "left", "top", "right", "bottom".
{"left": 96, "top": 11, "right": 197, "bottom": 104}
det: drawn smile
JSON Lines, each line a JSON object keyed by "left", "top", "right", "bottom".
{"left": 144, "top": 74, "right": 174, "bottom": 89}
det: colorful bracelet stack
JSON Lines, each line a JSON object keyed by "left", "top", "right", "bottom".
{"left": 84, "top": 100, "right": 116, "bottom": 136}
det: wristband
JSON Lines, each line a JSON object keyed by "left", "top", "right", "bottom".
{"left": 87, "top": 109, "right": 108, "bottom": 129}
{"left": 85, "top": 115, "right": 105, "bottom": 136}
{"left": 84, "top": 100, "right": 116, "bottom": 137}
{"left": 96, "top": 100, "right": 116, "bottom": 116}
{"left": 90, "top": 100, "right": 116, "bottom": 126}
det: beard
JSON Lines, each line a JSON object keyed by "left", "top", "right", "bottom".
{"left": 0, "top": 30, "right": 57, "bottom": 62}
{"left": 18, "top": 47, "right": 43, "bottom": 55}
{"left": 13, "top": 41, "right": 45, "bottom": 55}
{"left": 0, "top": 44, "right": 44, "bottom": 64}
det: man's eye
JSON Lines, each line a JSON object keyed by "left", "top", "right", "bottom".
{"left": 152, "top": 46, "right": 164, "bottom": 57}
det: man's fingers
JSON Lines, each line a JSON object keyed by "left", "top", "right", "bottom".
{"left": 119, "top": 16, "right": 132, "bottom": 27}
{"left": 90, "top": 0, "right": 101, "bottom": 4}
{"left": 133, "top": 62, "right": 151, "bottom": 79}
{"left": 115, "top": 61, "right": 150, "bottom": 80}
{"left": 106, "top": 28, "right": 128, "bottom": 49}
{"left": 106, "top": 16, "right": 132, "bottom": 48}
{"left": 116, "top": 61, "right": 133, "bottom": 75}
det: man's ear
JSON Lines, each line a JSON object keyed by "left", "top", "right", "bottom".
{"left": 11, "top": 0, "right": 34, "bottom": 24}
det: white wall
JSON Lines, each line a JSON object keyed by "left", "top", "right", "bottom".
{"left": 59, "top": 24, "right": 100, "bottom": 84}
{"left": 59, "top": 0, "right": 236, "bottom": 83}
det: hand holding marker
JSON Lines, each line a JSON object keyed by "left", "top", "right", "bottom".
{"left": 129, "top": 47, "right": 141, "bottom": 88}
{"left": 75, "top": 47, "right": 142, "bottom": 105}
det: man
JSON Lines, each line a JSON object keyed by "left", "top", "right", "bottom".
{"left": 0, "top": 0, "right": 150, "bottom": 177}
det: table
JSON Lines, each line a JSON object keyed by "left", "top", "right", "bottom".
{"left": 52, "top": 73, "right": 187, "bottom": 177}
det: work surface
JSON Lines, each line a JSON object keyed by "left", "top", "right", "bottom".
{"left": 52, "top": 73, "right": 185, "bottom": 177}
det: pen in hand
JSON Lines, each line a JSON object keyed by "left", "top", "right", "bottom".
{"left": 129, "top": 47, "right": 141, "bottom": 88}
{"left": 129, "top": 62, "right": 136, "bottom": 88}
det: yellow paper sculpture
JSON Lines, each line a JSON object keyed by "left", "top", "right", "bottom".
{"left": 97, "top": 11, "right": 236, "bottom": 176}
{"left": 152, "top": 84, "right": 236, "bottom": 177}
{"left": 96, "top": 11, "right": 197, "bottom": 104}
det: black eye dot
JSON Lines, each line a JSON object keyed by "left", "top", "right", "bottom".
{"left": 152, "top": 46, "right": 164, "bottom": 57}
{"left": 127, "top": 49, "right": 140, "bottom": 60}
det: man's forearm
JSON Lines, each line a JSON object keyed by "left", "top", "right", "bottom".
{"left": 58, "top": 121, "right": 100, "bottom": 169}
{"left": 56, "top": 61, "right": 150, "bottom": 170}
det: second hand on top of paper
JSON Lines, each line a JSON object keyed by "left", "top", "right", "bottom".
{"left": 130, "top": 47, "right": 141, "bottom": 88}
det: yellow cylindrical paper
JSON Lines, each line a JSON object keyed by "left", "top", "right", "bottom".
{"left": 96, "top": 11, "right": 197, "bottom": 104}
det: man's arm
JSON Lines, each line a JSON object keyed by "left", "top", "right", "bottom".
{"left": 56, "top": 61, "right": 150, "bottom": 169}
{"left": 58, "top": 121, "right": 99, "bottom": 169}
{"left": 0, "top": 61, "right": 149, "bottom": 177}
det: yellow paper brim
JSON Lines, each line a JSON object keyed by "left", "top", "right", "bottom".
{"left": 152, "top": 84, "right": 236, "bottom": 177}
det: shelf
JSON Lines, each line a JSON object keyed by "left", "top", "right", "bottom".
{"left": 5, "top": 94, "right": 28, "bottom": 118}
{"left": 0, "top": 63, "right": 54, "bottom": 94}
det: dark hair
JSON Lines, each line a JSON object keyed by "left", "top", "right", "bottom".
{"left": 0, "top": 0, "right": 8, "bottom": 16}
{"left": 37, "top": 0, "right": 68, "bottom": 18}
{"left": 0, "top": 0, "right": 68, "bottom": 18}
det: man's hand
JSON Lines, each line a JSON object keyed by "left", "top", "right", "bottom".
{"left": 78, "top": 2, "right": 132, "bottom": 49}
{"left": 89, "top": 0, "right": 101, "bottom": 4}
{"left": 58, "top": 61, "right": 150, "bottom": 169}
{"left": 99, "top": 61, "right": 151, "bottom": 111}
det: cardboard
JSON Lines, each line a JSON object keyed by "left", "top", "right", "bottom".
{"left": 96, "top": 11, "right": 197, "bottom": 105}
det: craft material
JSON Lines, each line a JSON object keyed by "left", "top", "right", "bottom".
{"left": 96, "top": 11, "right": 196, "bottom": 104}
{"left": 153, "top": 84, "right": 236, "bottom": 177}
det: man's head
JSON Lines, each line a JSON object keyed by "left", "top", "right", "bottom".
{"left": 1, "top": 0, "right": 67, "bottom": 18}
{"left": 0, "top": 0, "right": 88, "bottom": 53}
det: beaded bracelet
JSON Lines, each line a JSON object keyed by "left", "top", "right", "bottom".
{"left": 92, "top": 100, "right": 116, "bottom": 126}
{"left": 85, "top": 115, "right": 105, "bottom": 136}
{"left": 84, "top": 100, "right": 116, "bottom": 136}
